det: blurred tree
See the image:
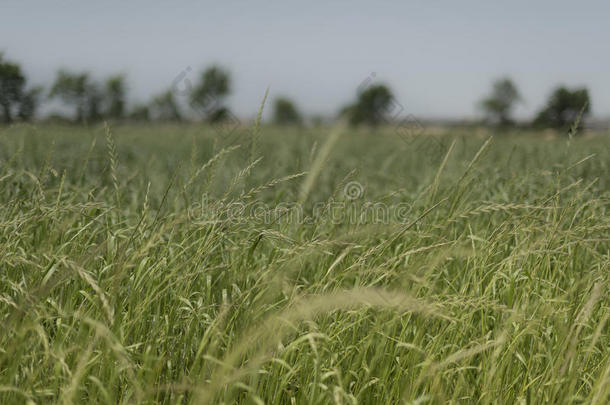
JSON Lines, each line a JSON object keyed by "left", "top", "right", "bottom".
{"left": 105, "top": 74, "right": 127, "bottom": 119}
{"left": 342, "top": 84, "right": 395, "bottom": 127}
{"left": 207, "top": 106, "right": 232, "bottom": 123}
{"left": 49, "top": 70, "right": 99, "bottom": 122}
{"left": 533, "top": 86, "right": 590, "bottom": 130}
{"left": 18, "top": 87, "right": 42, "bottom": 121}
{"left": 128, "top": 104, "right": 150, "bottom": 121}
{"left": 273, "top": 97, "right": 302, "bottom": 125}
{"left": 0, "top": 53, "right": 25, "bottom": 123}
{"left": 150, "top": 90, "right": 182, "bottom": 121}
{"left": 480, "top": 77, "right": 521, "bottom": 127}
{"left": 86, "top": 82, "right": 103, "bottom": 122}
{"left": 0, "top": 54, "right": 42, "bottom": 123}
{"left": 190, "top": 65, "right": 231, "bottom": 123}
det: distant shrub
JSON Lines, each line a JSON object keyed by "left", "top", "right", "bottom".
{"left": 533, "top": 86, "right": 590, "bottom": 131}
{"left": 479, "top": 77, "right": 521, "bottom": 127}
{"left": 341, "top": 84, "right": 398, "bottom": 127}
{"left": 273, "top": 97, "right": 302, "bottom": 125}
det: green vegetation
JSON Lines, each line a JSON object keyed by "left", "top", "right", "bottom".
{"left": 104, "top": 75, "right": 127, "bottom": 120}
{"left": 341, "top": 84, "right": 396, "bottom": 127}
{"left": 49, "top": 71, "right": 128, "bottom": 124}
{"left": 0, "top": 122, "right": 608, "bottom": 404}
{"left": 149, "top": 91, "right": 182, "bottom": 122}
{"left": 480, "top": 78, "right": 522, "bottom": 127}
{"left": 534, "top": 87, "right": 591, "bottom": 130}
{"left": 0, "top": 54, "right": 601, "bottom": 134}
{"left": 0, "top": 53, "right": 40, "bottom": 123}
{"left": 273, "top": 97, "right": 302, "bottom": 126}
{"left": 189, "top": 66, "right": 232, "bottom": 124}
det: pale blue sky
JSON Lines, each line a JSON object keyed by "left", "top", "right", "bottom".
{"left": 1, "top": 0, "right": 608, "bottom": 119}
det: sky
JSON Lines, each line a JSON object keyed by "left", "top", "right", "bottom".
{"left": 1, "top": 0, "right": 608, "bottom": 120}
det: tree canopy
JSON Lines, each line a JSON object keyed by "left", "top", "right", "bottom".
{"left": 190, "top": 66, "right": 231, "bottom": 123}
{"left": 533, "top": 86, "right": 590, "bottom": 130}
{"left": 0, "top": 54, "right": 39, "bottom": 123}
{"left": 150, "top": 90, "right": 182, "bottom": 121}
{"left": 342, "top": 84, "right": 396, "bottom": 127}
{"left": 273, "top": 97, "right": 302, "bottom": 125}
{"left": 105, "top": 74, "right": 127, "bottom": 119}
{"left": 480, "top": 77, "right": 521, "bottom": 127}
{"left": 49, "top": 70, "right": 95, "bottom": 122}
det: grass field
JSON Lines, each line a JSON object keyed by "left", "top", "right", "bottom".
{"left": 0, "top": 122, "right": 608, "bottom": 404}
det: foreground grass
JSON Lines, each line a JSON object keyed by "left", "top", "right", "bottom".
{"left": 0, "top": 123, "right": 608, "bottom": 404}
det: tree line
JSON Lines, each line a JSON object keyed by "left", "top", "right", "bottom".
{"left": 0, "top": 53, "right": 592, "bottom": 131}
{"left": 343, "top": 78, "right": 591, "bottom": 132}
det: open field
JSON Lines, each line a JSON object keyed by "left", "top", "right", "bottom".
{"left": 0, "top": 123, "right": 609, "bottom": 404}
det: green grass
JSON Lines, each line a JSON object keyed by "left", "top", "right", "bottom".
{"left": 0, "top": 122, "right": 608, "bottom": 404}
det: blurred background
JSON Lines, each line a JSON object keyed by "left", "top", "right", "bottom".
{"left": 1, "top": 0, "right": 608, "bottom": 130}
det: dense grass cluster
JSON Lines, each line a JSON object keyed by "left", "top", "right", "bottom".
{"left": 0, "top": 122, "right": 608, "bottom": 404}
